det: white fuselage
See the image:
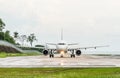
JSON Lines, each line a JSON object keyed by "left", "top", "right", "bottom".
{"left": 56, "top": 42, "right": 68, "bottom": 53}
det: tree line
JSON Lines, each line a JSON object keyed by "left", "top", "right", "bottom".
{"left": 0, "top": 18, "right": 37, "bottom": 46}
{"left": 14, "top": 32, "right": 37, "bottom": 46}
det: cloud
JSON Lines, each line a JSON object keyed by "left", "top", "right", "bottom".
{"left": 0, "top": 0, "right": 120, "bottom": 52}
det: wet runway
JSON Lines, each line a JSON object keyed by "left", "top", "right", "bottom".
{"left": 0, "top": 54, "right": 120, "bottom": 68}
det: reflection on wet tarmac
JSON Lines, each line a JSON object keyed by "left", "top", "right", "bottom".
{"left": 0, "top": 54, "right": 120, "bottom": 67}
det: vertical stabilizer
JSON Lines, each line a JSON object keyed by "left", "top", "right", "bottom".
{"left": 61, "top": 28, "right": 63, "bottom": 40}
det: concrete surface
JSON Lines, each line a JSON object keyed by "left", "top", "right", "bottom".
{"left": 0, "top": 54, "right": 120, "bottom": 68}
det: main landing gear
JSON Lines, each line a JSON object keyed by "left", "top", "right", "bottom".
{"left": 49, "top": 54, "right": 54, "bottom": 58}
{"left": 71, "top": 54, "right": 75, "bottom": 58}
{"left": 71, "top": 50, "right": 75, "bottom": 58}
{"left": 49, "top": 50, "right": 54, "bottom": 58}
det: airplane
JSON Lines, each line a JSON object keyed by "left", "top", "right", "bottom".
{"left": 42, "top": 29, "right": 108, "bottom": 58}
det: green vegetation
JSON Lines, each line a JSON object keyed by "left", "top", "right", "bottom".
{"left": 0, "top": 18, "right": 15, "bottom": 44}
{"left": 0, "top": 68, "right": 120, "bottom": 78}
{"left": 0, "top": 18, "right": 39, "bottom": 54}
{"left": 19, "top": 46, "right": 43, "bottom": 52}
{"left": 27, "top": 33, "right": 37, "bottom": 46}
{"left": 14, "top": 32, "right": 37, "bottom": 46}
{"left": 0, "top": 30, "right": 15, "bottom": 44}
{"left": 0, "top": 52, "right": 6, "bottom": 58}
{"left": 0, "top": 18, "right": 37, "bottom": 46}
{"left": 0, "top": 18, "right": 5, "bottom": 31}
{"left": 0, "top": 52, "right": 40, "bottom": 58}
{"left": 35, "top": 44, "right": 44, "bottom": 47}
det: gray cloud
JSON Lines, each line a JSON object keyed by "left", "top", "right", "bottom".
{"left": 0, "top": 0, "right": 120, "bottom": 53}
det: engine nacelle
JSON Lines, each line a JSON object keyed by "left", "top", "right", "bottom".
{"left": 43, "top": 50, "right": 49, "bottom": 56}
{"left": 76, "top": 50, "right": 81, "bottom": 56}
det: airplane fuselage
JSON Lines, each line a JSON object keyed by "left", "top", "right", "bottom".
{"left": 43, "top": 29, "right": 107, "bottom": 58}
{"left": 56, "top": 44, "right": 68, "bottom": 53}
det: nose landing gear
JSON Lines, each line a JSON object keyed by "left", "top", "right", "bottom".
{"left": 60, "top": 51, "right": 64, "bottom": 58}
{"left": 60, "top": 55, "right": 63, "bottom": 58}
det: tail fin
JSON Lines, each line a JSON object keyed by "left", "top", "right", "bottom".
{"left": 61, "top": 28, "right": 63, "bottom": 40}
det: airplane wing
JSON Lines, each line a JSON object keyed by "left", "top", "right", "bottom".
{"left": 46, "top": 43, "right": 57, "bottom": 45}
{"left": 68, "top": 45, "right": 109, "bottom": 50}
{"left": 44, "top": 43, "right": 57, "bottom": 53}
{"left": 68, "top": 43, "right": 79, "bottom": 45}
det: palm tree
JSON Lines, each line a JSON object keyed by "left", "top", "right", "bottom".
{"left": 0, "top": 18, "right": 5, "bottom": 40}
{"left": 27, "top": 33, "right": 37, "bottom": 46}
{"left": 0, "top": 18, "right": 5, "bottom": 32}
{"left": 13, "top": 32, "right": 19, "bottom": 44}
{"left": 20, "top": 35, "right": 27, "bottom": 46}
{"left": 13, "top": 32, "right": 19, "bottom": 38}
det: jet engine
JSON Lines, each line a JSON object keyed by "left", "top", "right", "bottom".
{"left": 76, "top": 50, "right": 81, "bottom": 56}
{"left": 43, "top": 50, "right": 49, "bottom": 56}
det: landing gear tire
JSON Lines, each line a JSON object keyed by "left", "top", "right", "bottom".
{"left": 50, "top": 54, "right": 54, "bottom": 58}
{"left": 61, "top": 55, "right": 63, "bottom": 58}
{"left": 71, "top": 54, "right": 75, "bottom": 58}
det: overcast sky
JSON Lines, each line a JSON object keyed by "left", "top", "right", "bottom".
{"left": 0, "top": 0, "right": 120, "bottom": 54}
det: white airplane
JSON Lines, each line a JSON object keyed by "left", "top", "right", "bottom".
{"left": 43, "top": 29, "right": 108, "bottom": 58}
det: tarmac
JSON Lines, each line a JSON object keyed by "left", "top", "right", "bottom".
{"left": 0, "top": 54, "right": 120, "bottom": 68}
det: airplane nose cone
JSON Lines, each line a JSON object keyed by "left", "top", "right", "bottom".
{"left": 57, "top": 45, "right": 67, "bottom": 51}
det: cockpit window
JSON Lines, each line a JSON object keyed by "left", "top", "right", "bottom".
{"left": 58, "top": 43, "right": 65, "bottom": 45}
